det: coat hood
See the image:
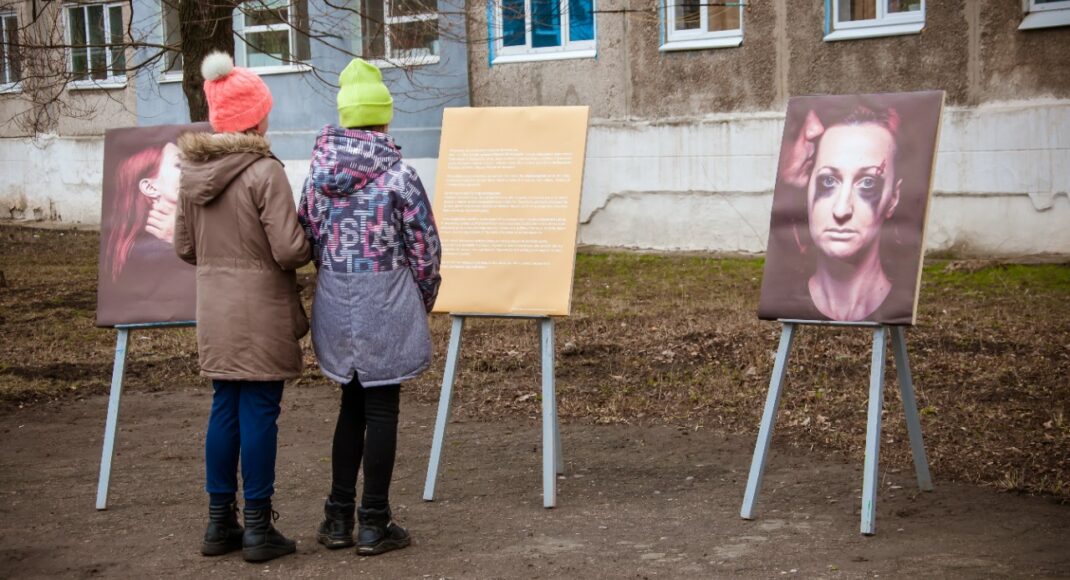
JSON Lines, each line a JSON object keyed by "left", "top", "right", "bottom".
{"left": 308, "top": 126, "right": 401, "bottom": 198}
{"left": 178, "top": 132, "right": 276, "bottom": 205}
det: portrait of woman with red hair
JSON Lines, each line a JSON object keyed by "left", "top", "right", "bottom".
{"left": 96, "top": 124, "right": 208, "bottom": 327}
{"left": 758, "top": 92, "right": 944, "bottom": 325}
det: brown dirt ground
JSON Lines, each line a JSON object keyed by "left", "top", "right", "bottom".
{"left": 1, "top": 387, "right": 1068, "bottom": 579}
{"left": 1, "top": 224, "right": 1069, "bottom": 577}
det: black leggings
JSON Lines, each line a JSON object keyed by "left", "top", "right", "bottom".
{"left": 329, "top": 379, "right": 400, "bottom": 510}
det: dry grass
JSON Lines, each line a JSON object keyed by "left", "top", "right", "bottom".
{"left": 1, "top": 225, "right": 1068, "bottom": 500}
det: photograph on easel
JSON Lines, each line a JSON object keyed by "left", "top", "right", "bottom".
{"left": 758, "top": 91, "right": 944, "bottom": 325}
{"left": 95, "top": 123, "right": 210, "bottom": 327}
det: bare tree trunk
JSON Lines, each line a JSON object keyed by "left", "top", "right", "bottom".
{"left": 179, "top": 1, "right": 236, "bottom": 122}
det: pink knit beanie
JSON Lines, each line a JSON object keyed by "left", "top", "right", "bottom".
{"left": 200, "top": 52, "right": 273, "bottom": 133}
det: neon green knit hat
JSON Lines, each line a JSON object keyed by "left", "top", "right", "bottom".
{"left": 337, "top": 58, "right": 393, "bottom": 128}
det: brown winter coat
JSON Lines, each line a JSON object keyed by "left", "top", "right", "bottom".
{"left": 174, "top": 132, "right": 311, "bottom": 381}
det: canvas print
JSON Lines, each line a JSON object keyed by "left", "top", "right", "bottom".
{"left": 96, "top": 123, "right": 210, "bottom": 327}
{"left": 758, "top": 91, "right": 944, "bottom": 325}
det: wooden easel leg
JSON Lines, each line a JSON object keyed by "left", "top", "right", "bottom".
{"left": 861, "top": 326, "right": 889, "bottom": 536}
{"left": 741, "top": 323, "right": 797, "bottom": 519}
{"left": 540, "top": 318, "right": 558, "bottom": 508}
{"left": 96, "top": 329, "right": 130, "bottom": 510}
{"left": 891, "top": 326, "right": 933, "bottom": 492}
{"left": 423, "top": 316, "right": 465, "bottom": 501}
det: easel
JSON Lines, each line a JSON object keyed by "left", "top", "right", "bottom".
{"left": 96, "top": 320, "right": 195, "bottom": 510}
{"left": 423, "top": 314, "right": 565, "bottom": 508}
{"left": 740, "top": 320, "right": 933, "bottom": 535}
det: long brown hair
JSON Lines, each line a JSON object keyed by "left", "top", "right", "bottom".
{"left": 102, "top": 146, "right": 165, "bottom": 282}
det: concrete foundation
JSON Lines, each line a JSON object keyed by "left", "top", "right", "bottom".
{"left": 3, "top": 100, "right": 1066, "bottom": 258}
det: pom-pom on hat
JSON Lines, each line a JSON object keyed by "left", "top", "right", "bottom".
{"left": 201, "top": 52, "right": 274, "bottom": 133}
{"left": 337, "top": 58, "right": 393, "bottom": 128}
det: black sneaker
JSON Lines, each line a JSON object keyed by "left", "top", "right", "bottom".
{"left": 201, "top": 501, "right": 244, "bottom": 556}
{"left": 356, "top": 506, "right": 411, "bottom": 556}
{"left": 242, "top": 507, "right": 297, "bottom": 563}
{"left": 317, "top": 497, "right": 356, "bottom": 549}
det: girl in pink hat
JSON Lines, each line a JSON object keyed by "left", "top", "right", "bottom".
{"left": 174, "top": 52, "right": 310, "bottom": 563}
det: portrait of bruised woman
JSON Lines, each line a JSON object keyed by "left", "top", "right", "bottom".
{"left": 96, "top": 124, "right": 210, "bottom": 327}
{"left": 758, "top": 92, "right": 944, "bottom": 325}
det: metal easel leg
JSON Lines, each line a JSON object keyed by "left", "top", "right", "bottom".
{"left": 96, "top": 328, "right": 130, "bottom": 510}
{"left": 540, "top": 317, "right": 558, "bottom": 508}
{"left": 891, "top": 326, "right": 933, "bottom": 492}
{"left": 861, "top": 326, "right": 888, "bottom": 535}
{"left": 741, "top": 323, "right": 798, "bottom": 519}
{"left": 423, "top": 316, "right": 466, "bottom": 501}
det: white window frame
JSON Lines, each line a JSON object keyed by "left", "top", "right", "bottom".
{"left": 234, "top": 0, "right": 312, "bottom": 74}
{"left": 65, "top": 2, "right": 127, "bottom": 90}
{"left": 660, "top": 0, "right": 743, "bottom": 52}
{"left": 491, "top": 0, "right": 597, "bottom": 64}
{"left": 365, "top": 0, "right": 441, "bottom": 68}
{"left": 1, "top": 10, "right": 21, "bottom": 93}
{"left": 1020, "top": 0, "right": 1070, "bottom": 30}
{"left": 158, "top": 1, "right": 183, "bottom": 83}
{"left": 824, "top": 0, "right": 925, "bottom": 42}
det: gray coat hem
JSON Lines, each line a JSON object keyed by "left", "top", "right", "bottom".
{"left": 321, "top": 362, "right": 430, "bottom": 387}
{"left": 311, "top": 268, "right": 433, "bottom": 389}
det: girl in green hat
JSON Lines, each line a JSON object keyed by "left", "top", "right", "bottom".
{"left": 298, "top": 58, "right": 442, "bottom": 556}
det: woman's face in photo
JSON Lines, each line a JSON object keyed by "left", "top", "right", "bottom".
{"left": 154, "top": 143, "right": 183, "bottom": 205}
{"left": 807, "top": 123, "right": 901, "bottom": 262}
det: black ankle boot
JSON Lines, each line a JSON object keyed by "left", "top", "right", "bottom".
{"left": 201, "top": 501, "right": 244, "bottom": 556}
{"left": 317, "top": 497, "right": 356, "bottom": 549}
{"left": 242, "top": 506, "right": 297, "bottom": 563}
{"left": 356, "top": 506, "right": 411, "bottom": 556}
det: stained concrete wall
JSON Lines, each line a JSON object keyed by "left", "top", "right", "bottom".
{"left": 2, "top": 0, "right": 464, "bottom": 226}
{"left": 466, "top": 0, "right": 1070, "bottom": 257}
{"left": 7, "top": 98, "right": 1065, "bottom": 257}
{"left": 469, "top": 0, "right": 1070, "bottom": 115}
{"left": 577, "top": 101, "right": 1070, "bottom": 257}
{"left": 0, "top": 138, "right": 437, "bottom": 226}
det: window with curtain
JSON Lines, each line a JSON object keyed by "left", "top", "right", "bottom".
{"left": 234, "top": 0, "right": 311, "bottom": 69}
{"left": 826, "top": 0, "right": 924, "bottom": 41}
{"left": 661, "top": 0, "right": 742, "bottom": 52}
{"left": 1020, "top": 0, "right": 1070, "bottom": 30}
{"left": 1, "top": 11, "right": 21, "bottom": 87}
{"left": 66, "top": 2, "right": 126, "bottom": 84}
{"left": 492, "top": 0, "right": 596, "bottom": 63}
{"left": 361, "top": 0, "right": 440, "bottom": 65}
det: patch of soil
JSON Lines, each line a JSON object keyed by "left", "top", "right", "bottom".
{"left": 1, "top": 225, "right": 1068, "bottom": 500}
{"left": 0, "top": 387, "right": 1067, "bottom": 578}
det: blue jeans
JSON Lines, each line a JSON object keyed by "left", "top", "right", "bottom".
{"left": 205, "top": 380, "right": 284, "bottom": 504}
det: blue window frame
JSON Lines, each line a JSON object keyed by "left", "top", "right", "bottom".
{"left": 492, "top": 0, "right": 595, "bottom": 63}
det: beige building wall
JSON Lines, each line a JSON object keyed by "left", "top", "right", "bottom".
{"left": 0, "top": 0, "right": 136, "bottom": 138}
{"left": 465, "top": 0, "right": 1070, "bottom": 257}
{"left": 469, "top": 0, "right": 1070, "bottom": 116}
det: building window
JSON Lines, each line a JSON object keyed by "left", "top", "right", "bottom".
{"left": 361, "top": 0, "right": 441, "bottom": 66}
{"left": 1, "top": 11, "right": 21, "bottom": 89}
{"left": 660, "top": 0, "right": 742, "bottom": 52}
{"left": 162, "top": 2, "right": 182, "bottom": 74}
{"left": 234, "top": 0, "right": 311, "bottom": 70}
{"left": 1020, "top": 0, "right": 1070, "bottom": 30}
{"left": 825, "top": 0, "right": 924, "bottom": 42}
{"left": 490, "top": 0, "right": 596, "bottom": 64}
{"left": 66, "top": 2, "right": 127, "bottom": 86}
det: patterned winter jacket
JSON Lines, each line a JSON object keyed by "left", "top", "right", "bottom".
{"left": 298, "top": 126, "right": 442, "bottom": 386}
